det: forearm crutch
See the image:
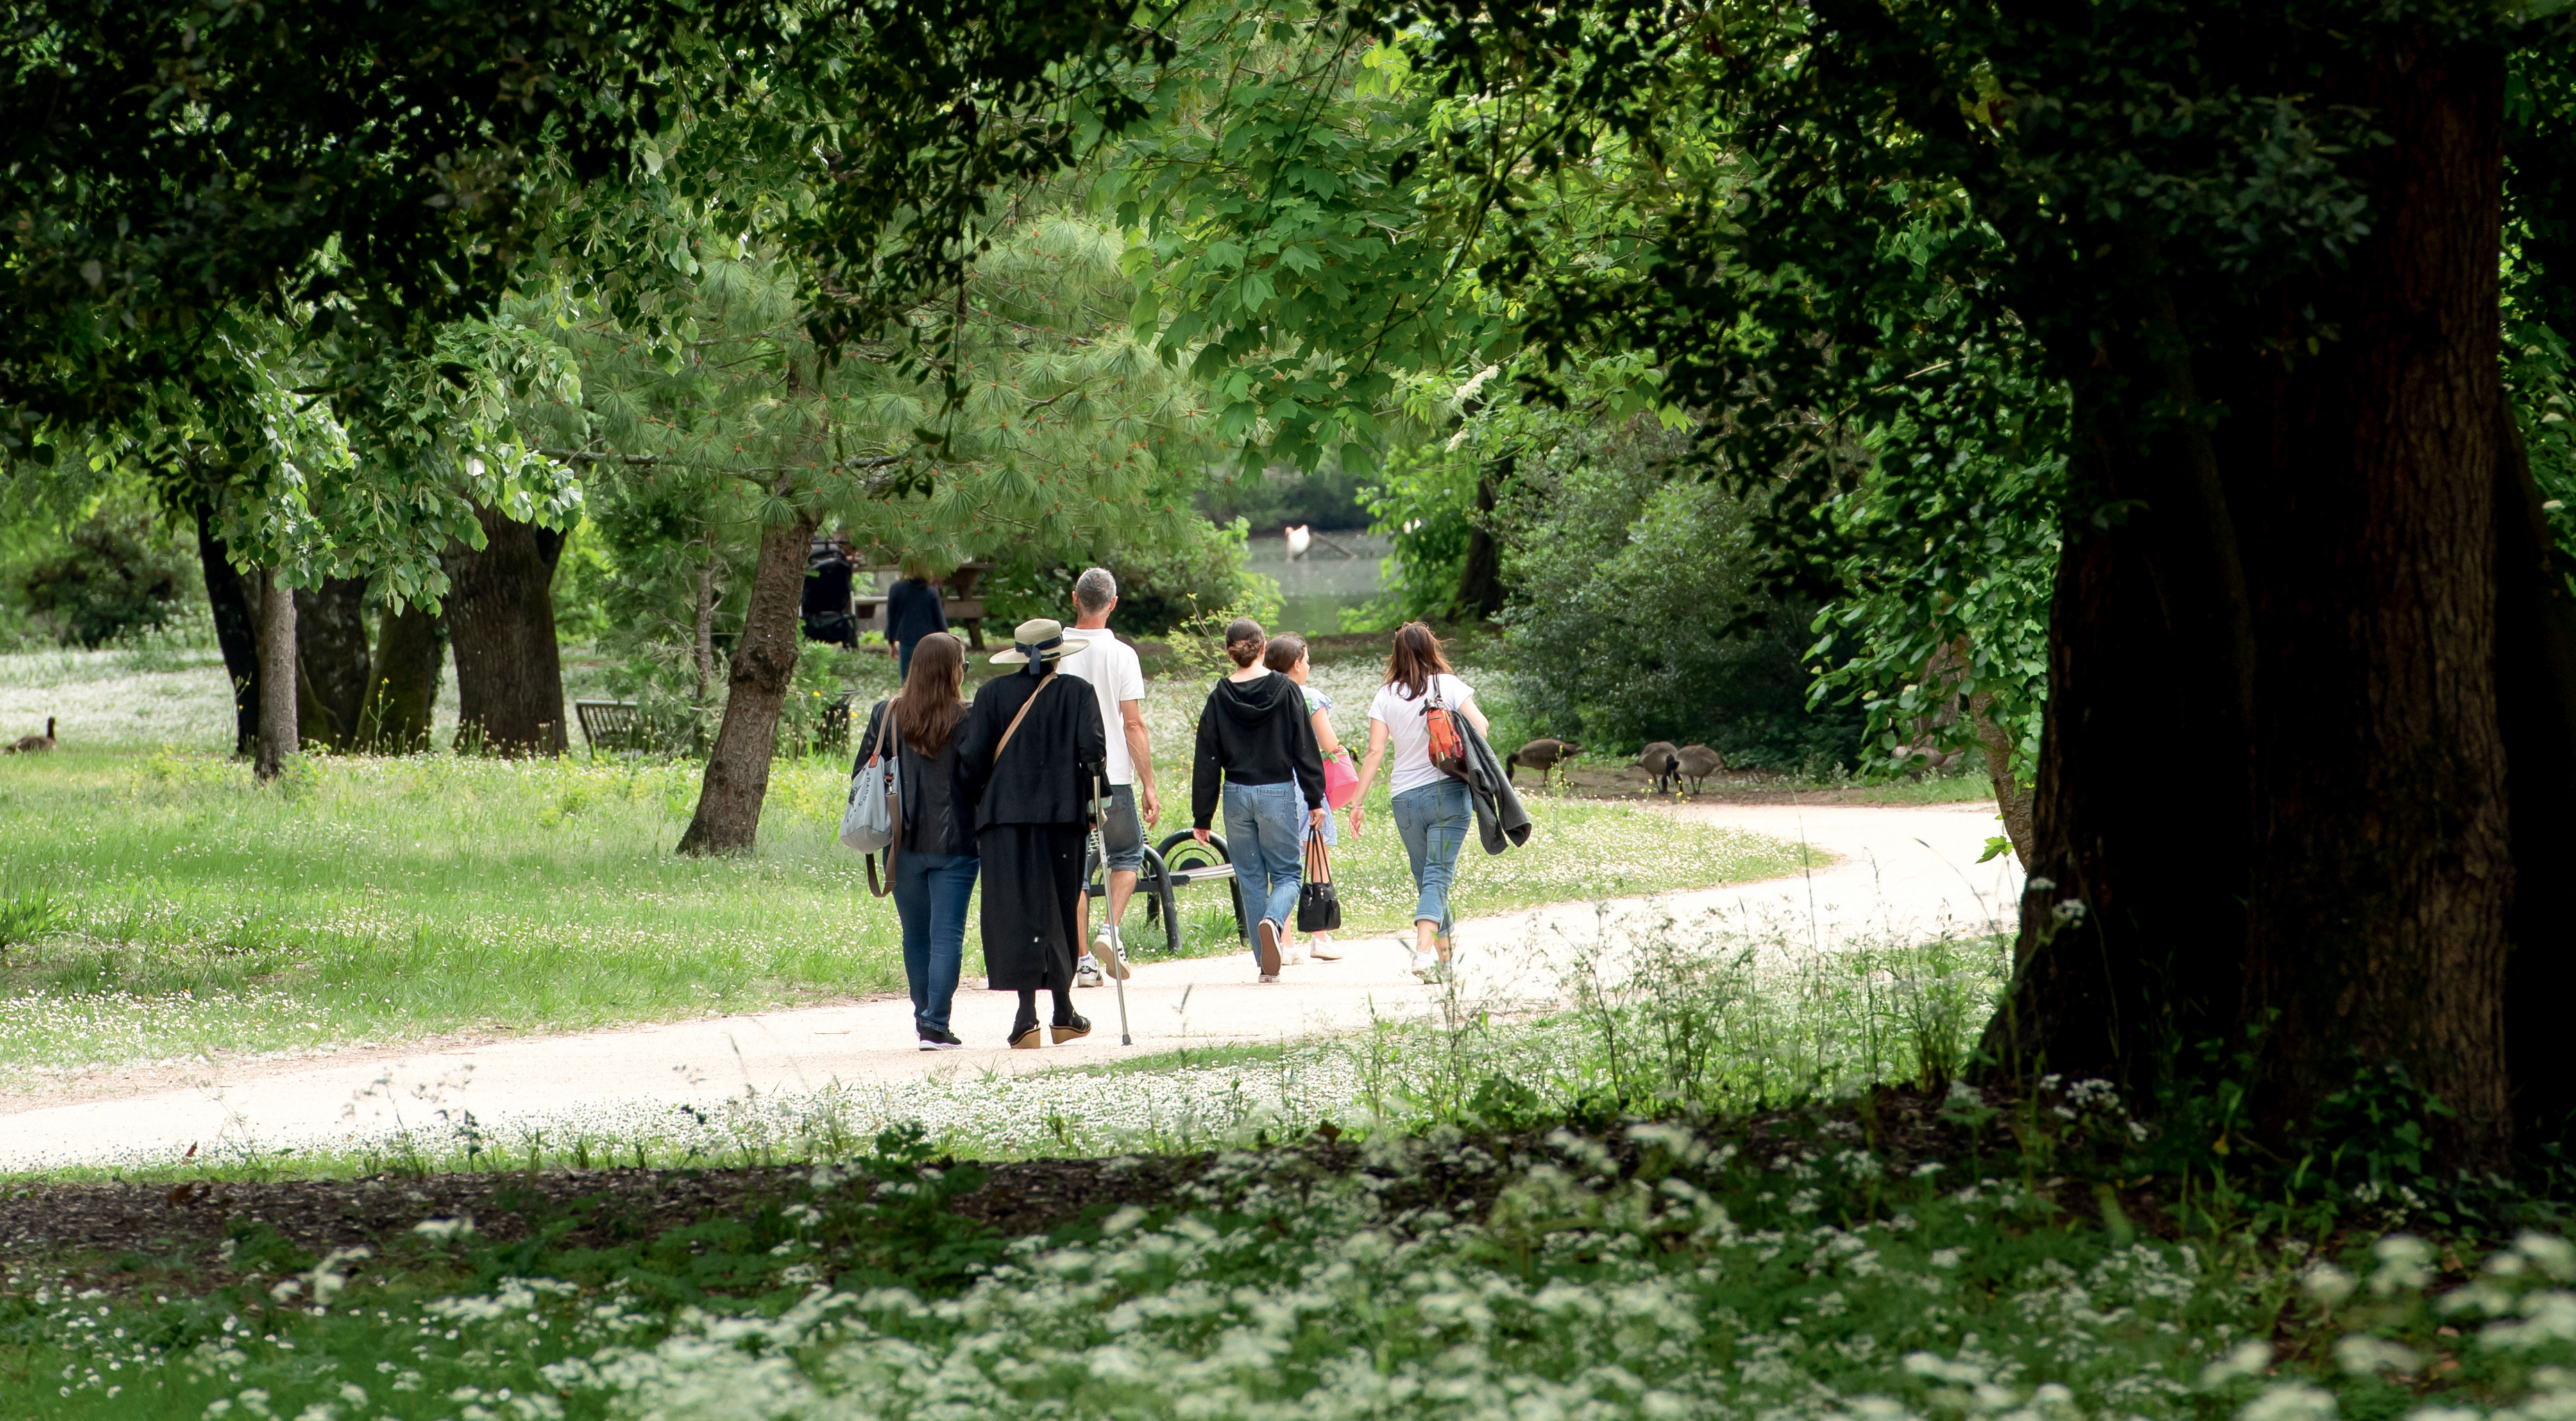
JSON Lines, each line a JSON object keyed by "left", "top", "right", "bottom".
{"left": 1090, "top": 765, "right": 1133, "bottom": 1046}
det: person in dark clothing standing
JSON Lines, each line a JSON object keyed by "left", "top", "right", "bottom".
{"left": 881, "top": 556, "right": 949, "bottom": 679}
{"left": 1191, "top": 618, "right": 1327, "bottom": 982}
{"left": 957, "top": 618, "right": 1108, "bottom": 1048}
{"left": 855, "top": 631, "right": 978, "bottom": 1050}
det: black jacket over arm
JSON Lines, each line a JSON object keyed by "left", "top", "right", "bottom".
{"left": 957, "top": 670, "right": 1108, "bottom": 828}
{"left": 1457, "top": 712, "right": 1532, "bottom": 854}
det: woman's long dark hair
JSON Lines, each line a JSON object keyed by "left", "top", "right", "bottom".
{"left": 892, "top": 632, "right": 969, "bottom": 753}
{"left": 1384, "top": 620, "right": 1452, "bottom": 700}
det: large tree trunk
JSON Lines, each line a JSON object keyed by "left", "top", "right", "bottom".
{"left": 677, "top": 500, "right": 819, "bottom": 856}
{"left": 357, "top": 599, "right": 445, "bottom": 754}
{"left": 1987, "top": 35, "right": 2526, "bottom": 1166}
{"left": 294, "top": 576, "right": 371, "bottom": 751}
{"left": 446, "top": 507, "right": 568, "bottom": 756}
{"left": 194, "top": 505, "right": 261, "bottom": 756}
{"left": 253, "top": 568, "right": 298, "bottom": 781}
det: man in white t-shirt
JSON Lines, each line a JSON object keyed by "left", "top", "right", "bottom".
{"left": 1062, "top": 567, "right": 1158, "bottom": 986}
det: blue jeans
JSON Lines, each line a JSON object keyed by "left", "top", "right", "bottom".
{"left": 1392, "top": 779, "right": 1472, "bottom": 937}
{"left": 1222, "top": 780, "right": 1307, "bottom": 948}
{"left": 892, "top": 852, "right": 976, "bottom": 1035}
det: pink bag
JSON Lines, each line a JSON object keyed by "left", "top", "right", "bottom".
{"left": 1324, "top": 749, "right": 1361, "bottom": 809}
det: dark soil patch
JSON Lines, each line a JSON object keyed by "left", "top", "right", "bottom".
{"left": 0, "top": 1091, "right": 2060, "bottom": 1302}
{"left": 0, "top": 1153, "right": 1223, "bottom": 1272}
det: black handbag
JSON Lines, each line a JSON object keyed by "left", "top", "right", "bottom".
{"left": 1296, "top": 831, "right": 1342, "bottom": 933}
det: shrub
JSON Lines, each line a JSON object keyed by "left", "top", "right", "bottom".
{"left": 1495, "top": 423, "right": 1865, "bottom": 769}
{"left": 0, "top": 500, "right": 197, "bottom": 647}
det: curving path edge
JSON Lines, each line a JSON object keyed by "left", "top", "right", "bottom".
{"left": 0, "top": 800, "right": 2020, "bottom": 1170}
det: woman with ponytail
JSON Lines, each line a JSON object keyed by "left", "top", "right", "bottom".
{"left": 1189, "top": 618, "right": 1327, "bottom": 981}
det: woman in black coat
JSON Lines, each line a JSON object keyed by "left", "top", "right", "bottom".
{"left": 956, "top": 618, "right": 1108, "bottom": 1048}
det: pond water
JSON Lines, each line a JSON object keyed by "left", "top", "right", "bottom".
{"left": 1240, "top": 529, "right": 1389, "bottom": 633}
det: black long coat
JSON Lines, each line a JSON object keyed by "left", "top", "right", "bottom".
{"left": 956, "top": 667, "right": 1107, "bottom": 990}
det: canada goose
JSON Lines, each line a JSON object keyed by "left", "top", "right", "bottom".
{"left": 6, "top": 717, "right": 55, "bottom": 754}
{"left": 1285, "top": 525, "right": 1312, "bottom": 561}
{"left": 1507, "top": 738, "right": 1582, "bottom": 785}
{"left": 1634, "top": 741, "right": 1679, "bottom": 794}
{"left": 1674, "top": 744, "right": 1725, "bottom": 793}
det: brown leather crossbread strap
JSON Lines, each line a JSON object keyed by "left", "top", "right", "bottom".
{"left": 994, "top": 669, "right": 1055, "bottom": 762}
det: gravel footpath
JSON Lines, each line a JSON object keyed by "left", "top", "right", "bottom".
{"left": 0, "top": 801, "right": 2017, "bottom": 1171}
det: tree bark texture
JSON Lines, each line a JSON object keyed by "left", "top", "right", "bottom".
{"left": 194, "top": 505, "right": 261, "bottom": 756}
{"left": 253, "top": 567, "right": 297, "bottom": 781}
{"left": 1988, "top": 35, "right": 2531, "bottom": 1164}
{"left": 677, "top": 502, "right": 820, "bottom": 855}
{"left": 358, "top": 599, "right": 445, "bottom": 754}
{"left": 693, "top": 548, "right": 721, "bottom": 703}
{"left": 1967, "top": 688, "right": 2033, "bottom": 865}
{"left": 294, "top": 576, "right": 371, "bottom": 751}
{"left": 1451, "top": 459, "right": 1509, "bottom": 624}
{"left": 446, "top": 507, "right": 568, "bottom": 756}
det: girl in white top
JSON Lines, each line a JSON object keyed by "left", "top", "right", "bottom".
{"left": 1349, "top": 621, "right": 1489, "bottom": 982}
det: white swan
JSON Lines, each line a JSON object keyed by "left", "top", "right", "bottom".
{"left": 1286, "top": 525, "right": 1312, "bottom": 561}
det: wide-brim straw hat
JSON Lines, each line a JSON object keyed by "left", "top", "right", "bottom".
{"left": 990, "top": 617, "right": 1078, "bottom": 664}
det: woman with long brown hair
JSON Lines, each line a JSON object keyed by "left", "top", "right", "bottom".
{"left": 856, "top": 631, "right": 977, "bottom": 1048}
{"left": 1348, "top": 621, "right": 1489, "bottom": 982}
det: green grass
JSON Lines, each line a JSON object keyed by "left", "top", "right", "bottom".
{"left": 0, "top": 745, "right": 1812, "bottom": 1075}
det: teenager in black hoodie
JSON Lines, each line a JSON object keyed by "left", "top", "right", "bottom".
{"left": 1191, "top": 619, "right": 1327, "bottom": 980}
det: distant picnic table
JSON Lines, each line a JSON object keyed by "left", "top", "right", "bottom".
{"left": 802, "top": 545, "right": 993, "bottom": 649}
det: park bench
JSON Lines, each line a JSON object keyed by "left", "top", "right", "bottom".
{"left": 1083, "top": 831, "right": 1247, "bottom": 958}
{"left": 575, "top": 700, "right": 647, "bottom": 753}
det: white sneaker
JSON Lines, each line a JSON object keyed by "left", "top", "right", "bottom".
{"left": 1091, "top": 933, "right": 1131, "bottom": 980}
{"left": 1309, "top": 935, "right": 1342, "bottom": 960}
{"left": 1259, "top": 972, "right": 1282, "bottom": 984}
{"left": 1410, "top": 951, "right": 1450, "bottom": 984}
{"left": 1282, "top": 942, "right": 1307, "bottom": 966}
{"left": 1074, "top": 955, "right": 1103, "bottom": 989}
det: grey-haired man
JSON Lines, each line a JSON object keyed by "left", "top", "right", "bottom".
{"left": 1062, "top": 567, "right": 1158, "bottom": 985}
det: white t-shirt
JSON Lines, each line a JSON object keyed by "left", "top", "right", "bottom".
{"left": 1060, "top": 626, "right": 1146, "bottom": 785}
{"left": 1368, "top": 673, "right": 1476, "bottom": 797}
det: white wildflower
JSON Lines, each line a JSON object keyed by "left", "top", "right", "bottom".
{"left": 2332, "top": 1336, "right": 2419, "bottom": 1375}
{"left": 2300, "top": 1263, "right": 2357, "bottom": 1307}
{"left": 2202, "top": 1340, "right": 2273, "bottom": 1386}
{"left": 2483, "top": 1291, "right": 2576, "bottom": 1350}
{"left": 2239, "top": 1382, "right": 2337, "bottom": 1421}
{"left": 2370, "top": 1236, "right": 2435, "bottom": 1297}
{"left": 2516, "top": 1232, "right": 2576, "bottom": 1283}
